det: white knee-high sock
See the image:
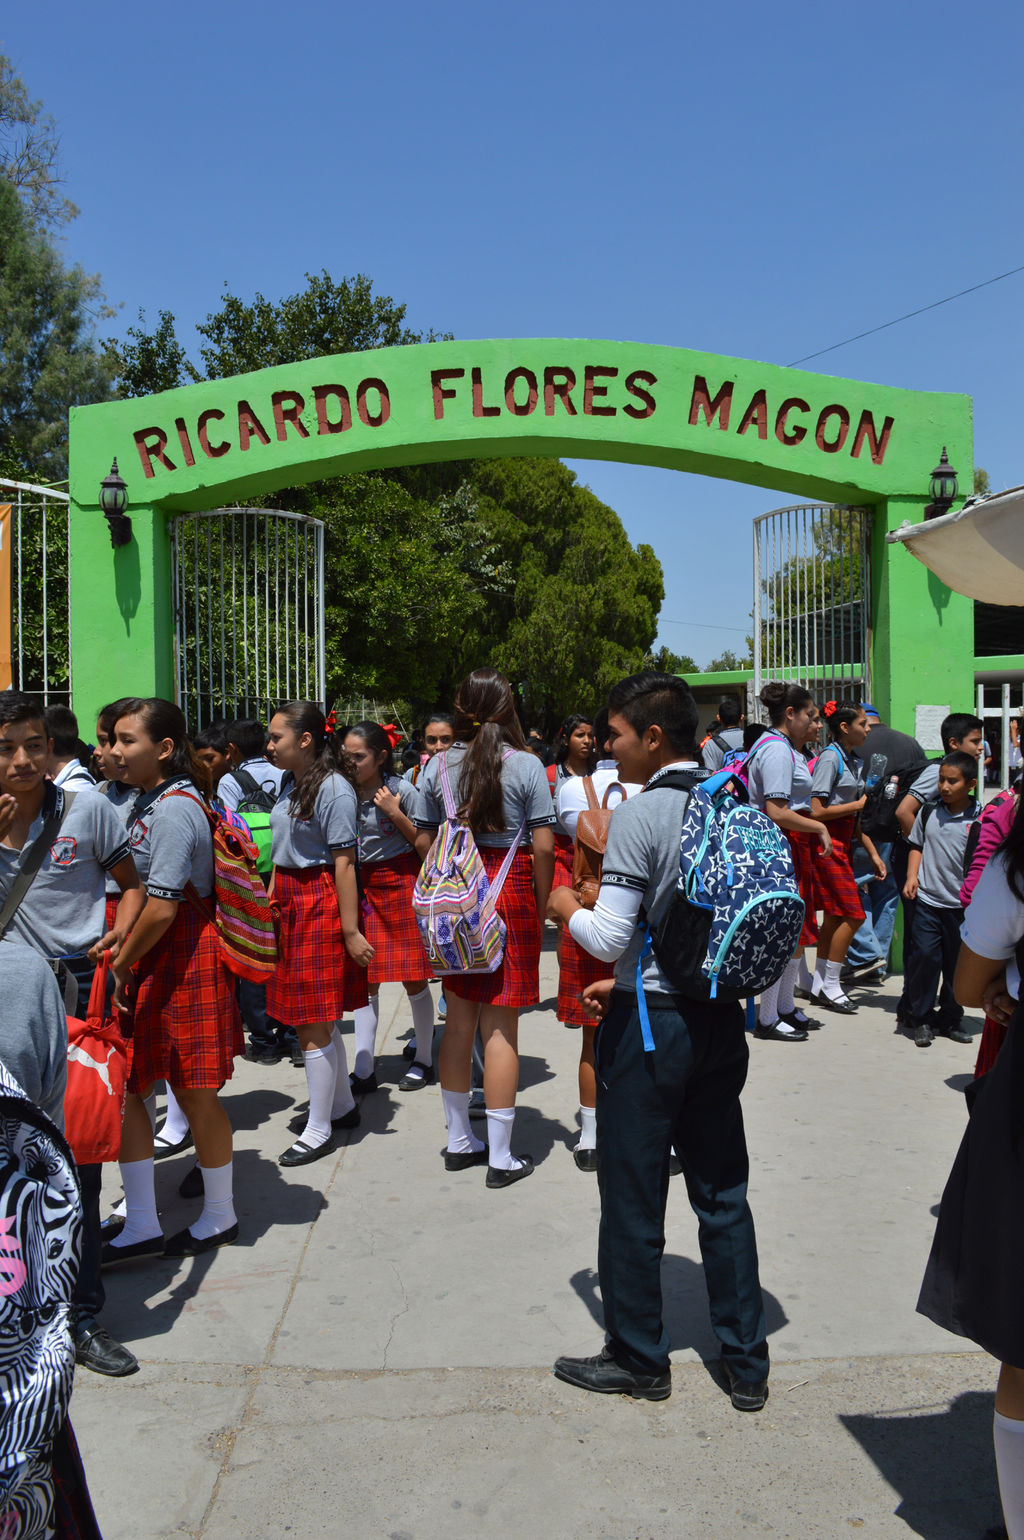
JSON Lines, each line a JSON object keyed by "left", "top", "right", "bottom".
{"left": 759, "top": 980, "right": 781, "bottom": 1026}
{"left": 822, "top": 960, "right": 847, "bottom": 1002}
{"left": 577, "top": 1105, "right": 597, "bottom": 1151}
{"left": 994, "top": 1410, "right": 1024, "bottom": 1540}
{"left": 353, "top": 998, "right": 380, "bottom": 1079}
{"left": 160, "top": 1083, "right": 190, "bottom": 1144}
{"left": 108, "top": 1158, "right": 160, "bottom": 1247}
{"left": 796, "top": 952, "right": 813, "bottom": 992}
{"left": 300, "top": 1042, "right": 337, "bottom": 1147}
{"left": 409, "top": 987, "right": 434, "bottom": 1066}
{"left": 811, "top": 955, "right": 829, "bottom": 996}
{"left": 485, "top": 1107, "right": 522, "bottom": 1172}
{"left": 776, "top": 960, "right": 800, "bottom": 1015}
{"left": 190, "top": 1161, "right": 236, "bottom": 1241}
{"left": 330, "top": 1025, "right": 356, "bottom": 1118}
{"left": 441, "top": 1088, "right": 484, "bottom": 1155}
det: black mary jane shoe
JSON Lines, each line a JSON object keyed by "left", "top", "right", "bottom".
{"left": 443, "top": 1146, "right": 489, "bottom": 1172}
{"left": 753, "top": 1018, "right": 808, "bottom": 1043}
{"left": 163, "top": 1223, "right": 239, "bottom": 1257}
{"left": 279, "top": 1135, "right": 338, "bottom": 1167}
{"left": 814, "top": 992, "right": 858, "bottom": 1015}
{"left": 349, "top": 1071, "right": 378, "bottom": 1094}
{"left": 779, "top": 1008, "right": 821, "bottom": 1032}
{"left": 100, "top": 1234, "right": 165, "bottom": 1268}
{"left": 398, "top": 1062, "right": 436, "bottom": 1092}
{"left": 486, "top": 1155, "right": 535, "bottom": 1189}
{"left": 572, "top": 1146, "right": 598, "bottom": 1173}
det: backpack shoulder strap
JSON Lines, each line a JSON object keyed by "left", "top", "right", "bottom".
{"left": 232, "top": 766, "right": 260, "bottom": 797}
{"left": 582, "top": 775, "right": 599, "bottom": 812}
{"left": 437, "top": 751, "right": 458, "bottom": 821}
{"left": 600, "top": 780, "right": 627, "bottom": 810}
{"left": 0, "top": 788, "right": 76, "bottom": 938}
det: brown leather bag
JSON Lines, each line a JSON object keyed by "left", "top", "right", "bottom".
{"left": 572, "top": 775, "right": 628, "bottom": 908}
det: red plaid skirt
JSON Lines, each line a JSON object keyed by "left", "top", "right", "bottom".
{"left": 362, "top": 852, "right": 432, "bottom": 984}
{"left": 266, "top": 865, "right": 369, "bottom": 1025}
{"left": 786, "top": 831, "right": 821, "bottom": 947}
{"left": 557, "top": 925, "right": 609, "bottom": 1026}
{"left": 974, "top": 1015, "right": 1008, "bottom": 1079}
{"left": 104, "top": 894, "right": 118, "bottom": 933}
{"left": 129, "top": 901, "right": 243, "bottom": 1091}
{"left": 814, "top": 813, "right": 865, "bottom": 923}
{"left": 553, "top": 833, "right": 574, "bottom": 890}
{"left": 446, "top": 847, "right": 541, "bottom": 1008}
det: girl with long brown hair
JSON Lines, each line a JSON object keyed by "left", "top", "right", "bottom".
{"left": 414, "top": 668, "right": 555, "bottom": 1186}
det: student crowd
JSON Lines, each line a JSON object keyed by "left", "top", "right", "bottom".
{"left": 2, "top": 666, "right": 1023, "bottom": 1540}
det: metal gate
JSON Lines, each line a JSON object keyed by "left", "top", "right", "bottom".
{"left": 171, "top": 506, "right": 326, "bottom": 731}
{"left": 0, "top": 479, "right": 72, "bottom": 705}
{"left": 753, "top": 503, "right": 871, "bottom": 704}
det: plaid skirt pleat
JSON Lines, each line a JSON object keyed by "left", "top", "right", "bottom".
{"left": 363, "top": 852, "right": 432, "bottom": 984}
{"left": 552, "top": 833, "right": 574, "bottom": 890}
{"left": 786, "top": 831, "right": 821, "bottom": 947}
{"left": 128, "top": 900, "right": 243, "bottom": 1091}
{"left": 104, "top": 894, "right": 118, "bottom": 934}
{"left": 557, "top": 925, "right": 608, "bottom": 1026}
{"left": 446, "top": 848, "right": 540, "bottom": 1009}
{"left": 814, "top": 813, "right": 865, "bottom": 922}
{"left": 266, "top": 866, "right": 369, "bottom": 1026}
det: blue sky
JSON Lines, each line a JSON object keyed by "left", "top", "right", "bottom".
{"left": 3, "top": 1, "right": 1022, "bottom": 665}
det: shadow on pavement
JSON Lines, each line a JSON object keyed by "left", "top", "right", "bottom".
{"left": 840, "top": 1389, "right": 1003, "bottom": 1538}
{"left": 569, "top": 1254, "right": 789, "bottom": 1361}
{"left": 221, "top": 1084, "right": 296, "bottom": 1132}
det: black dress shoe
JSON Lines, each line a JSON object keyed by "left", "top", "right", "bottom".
{"left": 443, "top": 1146, "right": 489, "bottom": 1171}
{"left": 74, "top": 1322, "right": 139, "bottom": 1377}
{"left": 486, "top": 1155, "right": 535, "bottom": 1189}
{"left": 813, "top": 992, "right": 858, "bottom": 1015}
{"left": 287, "top": 1107, "right": 360, "bottom": 1135}
{"left": 553, "top": 1345, "right": 670, "bottom": 1402}
{"left": 179, "top": 1164, "right": 204, "bottom": 1200}
{"left": 914, "top": 1022, "right": 934, "bottom": 1048}
{"left": 163, "top": 1223, "right": 239, "bottom": 1257}
{"left": 779, "top": 1008, "right": 821, "bottom": 1032}
{"left": 152, "top": 1130, "right": 194, "bottom": 1161}
{"left": 754, "top": 1018, "right": 808, "bottom": 1043}
{"left": 349, "top": 1071, "right": 378, "bottom": 1094}
{"left": 100, "top": 1234, "right": 165, "bottom": 1268}
{"left": 99, "top": 1213, "right": 126, "bottom": 1239}
{"left": 721, "top": 1358, "right": 769, "bottom": 1411}
{"left": 572, "top": 1146, "right": 598, "bottom": 1172}
{"left": 938, "top": 1023, "right": 973, "bottom": 1044}
{"left": 398, "top": 1062, "right": 435, "bottom": 1091}
{"left": 279, "top": 1135, "right": 337, "bottom": 1166}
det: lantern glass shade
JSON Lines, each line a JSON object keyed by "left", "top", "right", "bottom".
{"left": 99, "top": 460, "right": 128, "bottom": 517}
{"left": 929, "top": 448, "right": 957, "bottom": 508}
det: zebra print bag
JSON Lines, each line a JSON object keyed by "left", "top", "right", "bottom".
{"left": 0, "top": 1062, "right": 81, "bottom": 1540}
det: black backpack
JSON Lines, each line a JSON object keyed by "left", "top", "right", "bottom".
{"left": 863, "top": 755, "right": 937, "bottom": 837}
{"left": 0, "top": 1061, "right": 81, "bottom": 1535}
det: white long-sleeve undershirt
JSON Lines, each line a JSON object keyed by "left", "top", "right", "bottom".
{"left": 567, "top": 882, "right": 642, "bottom": 963}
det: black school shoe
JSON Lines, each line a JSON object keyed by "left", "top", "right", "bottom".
{"left": 721, "top": 1358, "right": 769, "bottom": 1411}
{"left": 779, "top": 1008, "right": 821, "bottom": 1033}
{"left": 754, "top": 1018, "right": 808, "bottom": 1043}
{"left": 553, "top": 1344, "right": 671, "bottom": 1401}
{"left": 74, "top": 1320, "right": 139, "bottom": 1377}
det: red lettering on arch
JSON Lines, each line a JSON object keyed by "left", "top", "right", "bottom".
{"left": 583, "top": 365, "right": 618, "bottom": 416}
{"left": 815, "top": 404, "right": 850, "bottom": 453}
{"left": 775, "top": 398, "right": 809, "bottom": 447}
{"left": 313, "top": 385, "right": 352, "bottom": 434}
{"left": 543, "top": 367, "right": 577, "bottom": 416}
{"left": 504, "top": 368, "right": 538, "bottom": 416}
{"left": 688, "top": 376, "right": 732, "bottom": 429}
{"left": 174, "top": 418, "right": 196, "bottom": 467}
{"left": 198, "top": 410, "right": 229, "bottom": 459}
{"left": 237, "top": 400, "right": 271, "bottom": 451}
{"left": 471, "top": 367, "right": 501, "bottom": 418}
{"left": 623, "top": 370, "right": 657, "bottom": 419}
{"left": 431, "top": 368, "right": 464, "bottom": 420}
{"left": 851, "top": 409, "right": 895, "bottom": 466}
{"left": 271, "top": 390, "right": 309, "bottom": 442}
{"left": 737, "top": 389, "right": 768, "bottom": 439}
{"left": 133, "top": 427, "right": 175, "bottom": 478}
{"left": 356, "top": 378, "right": 390, "bottom": 428}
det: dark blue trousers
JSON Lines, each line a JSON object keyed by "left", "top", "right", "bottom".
{"left": 904, "top": 900, "right": 964, "bottom": 1029}
{"left": 595, "top": 989, "right": 768, "bottom": 1379}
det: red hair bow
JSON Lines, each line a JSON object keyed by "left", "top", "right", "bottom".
{"left": 823, "top": 700, "right": 838, "bottom": 718}
{"left": 379, "top": 722, "right": 402, "bottom": 749}
{"left": 325, "top": 709, "right": 337, "bottom": 735}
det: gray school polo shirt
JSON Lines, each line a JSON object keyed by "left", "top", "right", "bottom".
{"left": 0, "top": 784, "right": 130, "bottom": 960}
{"left": 702, "top": 727, "right": 745, "bottom": 772}
{"left": 415, "top": 745, "right": 555, "bottom": 848}
{"left": 219, "top": 758, "right": 285, "bottom": 813}
{"left": 909, "top": 801, "right": 979, "bottom": 909}
{"left": 599, "top": 762, "right": 701, "bottom": 996}
{"left": 810, "top": 744, "right": 864, "bottom": 808}
{"left": 127, "top": 779, "right": 214, "bottom": 900}
{"left": 269, "top": 772, "right": 358, "bottom": 867}
{"left": 92, "top": 781, "right": 139, "bottom": 895}
{"left": 356, "top": 777, "right": 421, "bottom": 864}
{"left": 908, "top": 763, "right": 941, "bottom": 806}
{"left": 745, "top": 732, "right": 813, "bottom": 812}
{"left": 0, "top": 942, "right": 68, "bottom": 1128}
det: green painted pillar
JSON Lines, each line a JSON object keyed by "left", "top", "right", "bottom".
{"left": 871, "top": 494, "right": 975, "bottom": 736}
{"left": 68, "top": 491, "right": 175, "bottom": 738}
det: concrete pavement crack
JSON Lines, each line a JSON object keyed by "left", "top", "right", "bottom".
{"left": 381, "top": 1257, "right": 411, "bottom": 1371}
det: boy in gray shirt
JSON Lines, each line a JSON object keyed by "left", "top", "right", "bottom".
{"left": 547, "top": 672, "right": 769, "bottom": 1412}
{"left": 902, "top": 751, "right": 980, "bottom": 1048}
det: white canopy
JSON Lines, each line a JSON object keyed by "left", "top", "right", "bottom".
{"left": 886, "top": 486, "right": 1024, "bottom": 605}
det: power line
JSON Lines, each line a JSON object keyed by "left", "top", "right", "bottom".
{"left": 786, "top": 262, "right": 1024, "bottom": 367}
{"left": 659, "top": 618, "right": 748, "bottom": 633}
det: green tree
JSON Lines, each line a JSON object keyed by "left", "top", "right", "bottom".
{"left": 643, "top": 644, "right": 698, "bottom": 674}
{"left": 704, "top": 647, "right": 753, "bottom": 672}
{"left": 0, "top": 54, "right": 78, "bottom": 233}
{"left": 973, "top": 467, "right": 990, "bottom": 496}
{"left": 0, "top": 178, "right": 113, "bottom": 478}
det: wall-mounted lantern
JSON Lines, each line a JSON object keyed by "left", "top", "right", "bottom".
{"left": 99, "top": 459, "right": 132, "bottom": 546}
{"left": 923, "top": 447, "right": 958, "bottom": 521}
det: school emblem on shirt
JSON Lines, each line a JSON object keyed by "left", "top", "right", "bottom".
{"left": 130, "top": 821, "right": 147, "bottom": 848}
{"left": 49, "top": 835, "right": 77, "bottom": 866}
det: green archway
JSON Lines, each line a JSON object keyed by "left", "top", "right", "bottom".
{"left": 67, "top": 337, "right": 974, "bottom": 730}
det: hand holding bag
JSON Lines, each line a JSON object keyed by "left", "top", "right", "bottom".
{"left": 64, "top": 952, "right": 131, "bottom": 1165}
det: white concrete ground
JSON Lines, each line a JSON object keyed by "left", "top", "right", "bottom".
{"left": 71, "top": 938, "right": 1003, "bottom": 1539}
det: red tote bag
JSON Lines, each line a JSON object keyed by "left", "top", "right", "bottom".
{"left": 64, "top": 953, "right": 132, "bottom": 1165}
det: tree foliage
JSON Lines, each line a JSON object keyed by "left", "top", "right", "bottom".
{"left": 643, "top": 644, "right": 698, "bottom": 674}
{"left": 0, "top": 55, "right": 78, "bottom": 233}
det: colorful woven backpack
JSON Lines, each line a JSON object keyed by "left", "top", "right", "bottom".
{"left": 412, "top": 750, "right": 525, "bottom": 974}
{"left": 170, "top": 792, "right": 279, "bottom": 983}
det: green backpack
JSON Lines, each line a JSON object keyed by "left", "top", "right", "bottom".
{"left": 230, "top": 766, "right": 276, "bottom": 875}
